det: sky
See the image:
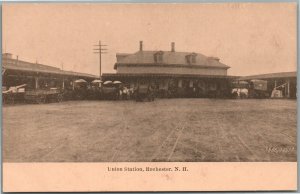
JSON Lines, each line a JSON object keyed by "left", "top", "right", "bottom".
{"left": 2, "top": 3, "right": 297, "bottom": 76}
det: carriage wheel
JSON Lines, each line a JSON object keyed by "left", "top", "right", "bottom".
{"left": 10, "top": 96, "right": 15, "bottom": 104}
{"left": 57, "top": 94, "right": 63, "bottom": 102}
{"left": 147, "top": 94, "right": 152, "bottom": 102}
{"left": 36, "top": 95, "right": 46, "bottom": 104}
{"left": 2, "top": 96, "right": 7, "bottom": 104}
{"left": 136, "top": 94, "right": 140, "bottom": 102}
{"left": 4, "top": 95, "right": 15, "bottom": 104}
{"left": 3, "top": 95, "right": 12, "bottom": 104}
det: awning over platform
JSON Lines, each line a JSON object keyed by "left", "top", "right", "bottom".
{"left": 2, "top": 57, "right": 98, "bottom": 80}
{"left": 238, "top": 72, "right": 296, "bottom": 81}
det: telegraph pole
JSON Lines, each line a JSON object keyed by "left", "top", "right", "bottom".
{"left": 61, "top": 62, "right": 64, "bottom": 90}
{"left": 93, "top": 40, "right": 108, "bottom": 79}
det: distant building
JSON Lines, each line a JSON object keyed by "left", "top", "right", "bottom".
{"left": 239, "top": 71, "right": 297, "bottom": 98}
{"left": 2, "top": 53, "right": 97, "bottom": 90}
{"left": 103, "top": 41, "right": 236, "bottom": 97}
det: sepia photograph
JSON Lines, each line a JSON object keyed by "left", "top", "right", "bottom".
{"left": 2, "top": 2, "right": 297, "bottom": 192}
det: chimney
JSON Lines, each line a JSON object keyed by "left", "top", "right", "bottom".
{"left": 139, "top": 41, "right": 143, "bottom": 51}
{"left": 16, "top": 55, "right": 19, "bottom": 65}
{"left": 171, "top": 42, "right": 175, "bottom": 52}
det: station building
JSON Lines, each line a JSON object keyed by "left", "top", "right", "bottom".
{"left": 102, "top": 41, "right": 236, "bottom": 97}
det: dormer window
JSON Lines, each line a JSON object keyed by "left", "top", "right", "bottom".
{"left": 186, "top": 53, "right": 197, "bottom": 64}
{"left": 191, "top": 55, "right": 196, "bottom": 63}
{"left": 154, "top": 51, "right": 164, "bottom": 63}
{"left": 186, "top": 55, "right": 190, "bottom": 64}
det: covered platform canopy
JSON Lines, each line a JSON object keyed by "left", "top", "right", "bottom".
{"left": 238, "top": 71, "right": 297, "bottom": 98}
{"left": 2, "top": 56, "right": 97, "bottom": 79}
{"left": 2, "top": 53, "right": 98, "bottom": 90}
{"left": 238, "top": 71, "right": 296, "bottom": 81}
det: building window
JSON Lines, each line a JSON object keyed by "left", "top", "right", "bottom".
{"left": 186, "top": 53, "right": 197, "bottom": 64}
{"left": 191, "top": 55, "right": 196, "bottom": 63}
{"left": 189, "top": 80, "right": 194, "bottom": 88}
{"left": 178, "top": 80, "right": 183, "bottom": 88}
{"left": 157, "top": 54, "right": 163, "bottom": 62}
{"left": 186, "top": 55, "right": 191, "bottom": 64}
{"left": 154, "top": 51, "right": 163, "bottom": 63}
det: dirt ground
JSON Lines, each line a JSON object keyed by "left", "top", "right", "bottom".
{"left": 3, "top": 99, "right": 297, "bottom": 162}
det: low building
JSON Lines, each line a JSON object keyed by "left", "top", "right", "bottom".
{"left": 2, "top": 53, "right": 98, "bottom": 91}
{"left": 239, "top": 71, "right": 297, "bottom": 98}
{"left": 103, "top": 41, "right": 236, "bottom": 97}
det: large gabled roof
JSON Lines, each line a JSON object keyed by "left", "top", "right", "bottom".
{"left": 115, "top": 50, "right": 230, "bottom": 69}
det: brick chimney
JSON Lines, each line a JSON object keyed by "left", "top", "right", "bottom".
{"left": 171, "top": 42, "right": 175, "bottom": 52}
{"left": 139, "top": 41, "right": 143, "bottom": 51}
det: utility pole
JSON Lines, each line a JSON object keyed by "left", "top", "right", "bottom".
{"left": 61, "top": 62, "right": 65, "bottom": 90}
{"left": 93, "top": 40, "right": 108, "bottom": 79}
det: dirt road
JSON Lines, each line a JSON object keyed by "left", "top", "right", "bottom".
{"left": 3, "top": 99, "right": 296, "bottom": 162}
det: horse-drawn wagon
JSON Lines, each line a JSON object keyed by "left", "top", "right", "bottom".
{"left": 135, "top": 83, "right": 155, "bottom": 102}
{"left": 2, "top": 84, "right": 27, "bottom": 104}
{"left": 231, "top": 79, "right": 269, "bottom": 99}
{"left": 248, "top": 79, "right": 269, "bottom": 98}
{"left": 101, "top": 81, "right": 119, "bottom": 100}
{"left": 24, "top": 88, "right": 64, "bottom": 104}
